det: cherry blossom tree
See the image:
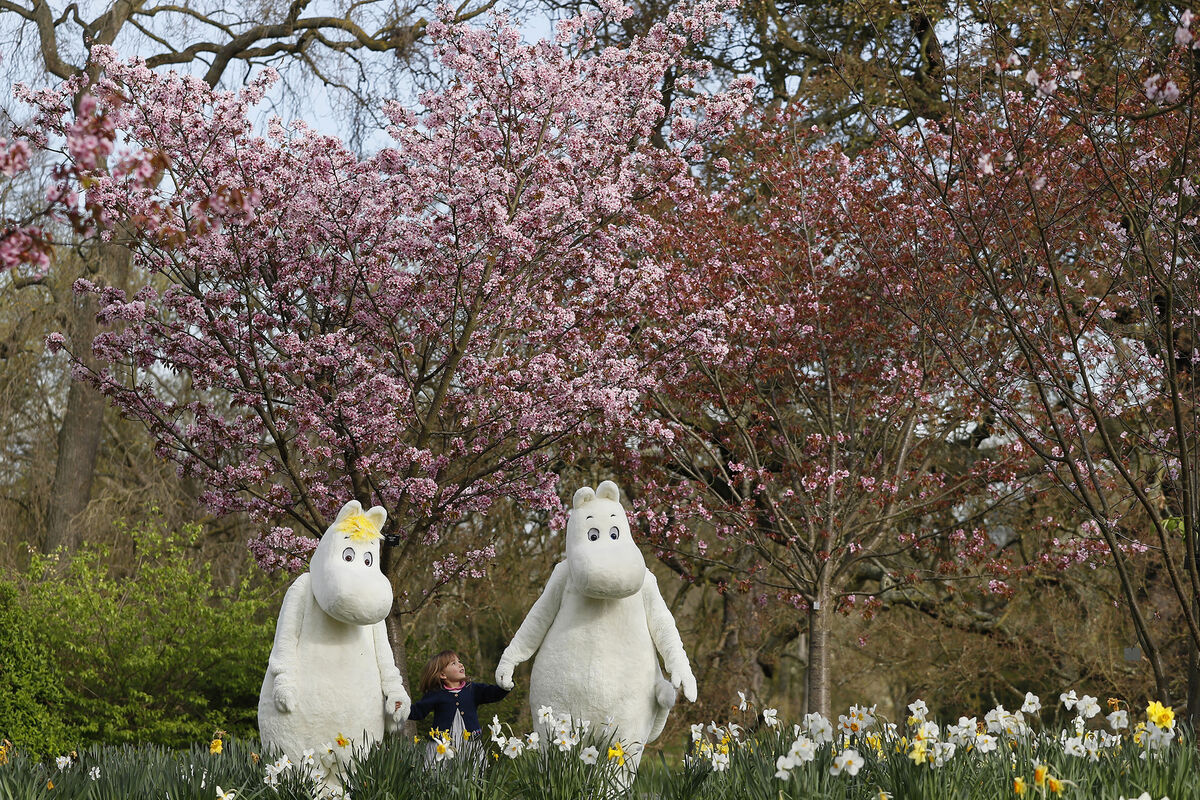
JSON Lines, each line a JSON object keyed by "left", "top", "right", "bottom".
{"left": 622, "top": 115, "right": 1022, "bottom": 718}
{"left": 22, "top": 0, "right": 752, "bottom": 662}
{"left": 2, "top": 0, "right": 510, "bottom": 554}
{"left": 861, "top": 7, "right": 1200, "bottom": 718}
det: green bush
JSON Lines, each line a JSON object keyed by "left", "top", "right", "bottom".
{"left": 2, "top": 516, "right": 288, "bottom": 755}
{"left": 0, "top": 580, "right": 75, "bottom": 757}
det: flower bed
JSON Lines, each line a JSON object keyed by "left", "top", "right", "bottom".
{"left": 1, "top": 693, "right": 1194, "bottom": 799}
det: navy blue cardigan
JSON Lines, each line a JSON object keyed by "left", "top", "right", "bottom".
{"left": 409, "top": 681, "right": 510, "bottom": 733}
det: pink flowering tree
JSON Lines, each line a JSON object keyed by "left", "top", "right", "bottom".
{"left": 28, "top": 0, "right": 751, "bottom": 658}
{"left": 0, "top": 134, "right": 50, "bottom": 274}
{"left": 1, "top": 91, "right": 123, "bottom": 279}
{"left": 861, "top": 8, "right": 1200, "bottom": 716}
{"left": 622, "top": 115, "right": 1023, "bottom": 718}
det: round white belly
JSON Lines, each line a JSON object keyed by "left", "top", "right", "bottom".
{"left": 530, "top": 590, "right": 658, "bottom": 745}
{"left": 259, "top": 602, "right": 384, "bottom": 760}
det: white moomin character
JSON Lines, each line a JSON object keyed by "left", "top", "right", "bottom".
{"left": 495, "top": 480, "right": 697, "bottom": 773}
{"left": 258, "top": 500, "right": 410, "bottom": 787}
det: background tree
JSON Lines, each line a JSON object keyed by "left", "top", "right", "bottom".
{"left": 0, "top": 0, "right": 500, "bottom": 554}
{"left": 618, "top": 115, "right": 1022, "bottom": 718}
{"left": 859, "top": 3, "right": 1200, "bottom": 720}
{"left": 28, "top": 0, "right": 751, "bottom": 670}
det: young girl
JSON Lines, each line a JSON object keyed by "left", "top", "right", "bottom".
{"left": 408, "top": 650, "right": 510, "bottom": 747}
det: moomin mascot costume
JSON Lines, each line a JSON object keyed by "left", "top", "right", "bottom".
{"left": 258, "top": 500, "right": 411, "bottom": 789}
{"left": 496, "top": 480, "right": 697, "bottom": 775}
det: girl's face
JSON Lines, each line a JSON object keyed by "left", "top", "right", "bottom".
{"left": 440, "top": 655, "right": 466, "bottom": 684}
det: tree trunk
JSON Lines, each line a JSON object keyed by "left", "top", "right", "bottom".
{"left": 805, "top": 582, "right": 832, "bottom": 720}
{"left": 44, "top": 244, "right": 130, "bottom": 552}
{"left": 386, "top": 609, "right": 410, "bottom": 687}
{"left": 44, "top": 292, "right": 103, "bottom": 551}
{"left": 710, "top": 584, "right": 767, "bottom": 712}
{"left": 1188, "top": 643, "right": 1200, "bottom": 727}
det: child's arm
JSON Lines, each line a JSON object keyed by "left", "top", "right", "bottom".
{"left": 473, "top": 683, "right": 512, "bottom": 705}
{"left": 407, "top": 692, "right": 438, "bottom": 721}
{"left": 642, "top": 570, "right": 698, "bottom": 702}
{"left": 495, "top": 560, "right": 568, "bottom": 689}
{"left": 265, "top": 573, "right": 311, "bottom": 712}
{"left": 372, "top": 621, "right": 411, "bottom": 725}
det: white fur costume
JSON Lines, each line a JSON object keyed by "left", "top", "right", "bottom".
{"left": 258, "top": 501, "right": 411, "bottom": 786}
{"left": 496, "top": 481, "right": 697, "bottom": 772}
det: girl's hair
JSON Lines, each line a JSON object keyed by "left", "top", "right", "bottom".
{"left": 418, "top": 650, "right": 460, "bottom": 695}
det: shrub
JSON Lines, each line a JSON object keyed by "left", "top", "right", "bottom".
{"left": 0, "top": 580, "right": 74, "bottom": 757}
{"left": 5, "top": 515, "right": 287, "bottom": 753}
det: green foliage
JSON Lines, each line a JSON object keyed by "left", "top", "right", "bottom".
{"left": 2, "top": 516, "right": 287, "bottom": 755}
{"left": 0, "top": 581, "right": 74, "bottom": 757}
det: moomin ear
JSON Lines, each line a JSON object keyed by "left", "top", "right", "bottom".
{"left": 573, "top": 486, "right": 596, "bottom": 508}
{"left": 595, "top": 480, "right": 621, "bottom": 502}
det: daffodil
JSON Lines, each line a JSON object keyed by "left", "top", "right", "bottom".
{"left": 608, "top": 741, "right": 626, "bottom": 766}
{"left": 1033, "top": 763, "right": 1048, "bottom": 787}
{"left": 1013, "top": 776, "right": 1027, "bottom": 795}
{"left": 209, "top": 738, "right": 223, "bottom": 755}
{"left": 216, "top": 787, "right": 237, "bottom": 800}
{"left": 1146, "top": 701, "right": 1175, "bottom": 729}
{"left": 580, "top": 745, "right": 599, "bottom": 765}
{"left": 830, "top": 749, "right": 864, "bottom": 777}
{"left": 1076, "top": 695, "right": 1101, "bottom": 719}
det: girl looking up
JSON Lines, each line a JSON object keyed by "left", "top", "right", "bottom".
{"left": 408, "top": 650, "right": 510, "bottom": 746}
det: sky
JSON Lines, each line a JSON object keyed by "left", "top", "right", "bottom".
{"left": 1, "top": 0, "right": 558, "bottom": 156}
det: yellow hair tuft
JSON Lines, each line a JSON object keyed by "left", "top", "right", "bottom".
{"left": 340, "top": 512, "right": 382, "bottom": 544}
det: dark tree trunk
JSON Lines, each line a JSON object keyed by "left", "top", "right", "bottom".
{"left": 44, "top": 292, "right": 103, "bottom": 551}
{"left": 44, "top": 244, "right": 129, "bottom": 552}
{"left": 1188, "top": 643, "right": 1200, "bottom": 727}
{"left": 710, "top": 583, "right": 767, "bottom": 710}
